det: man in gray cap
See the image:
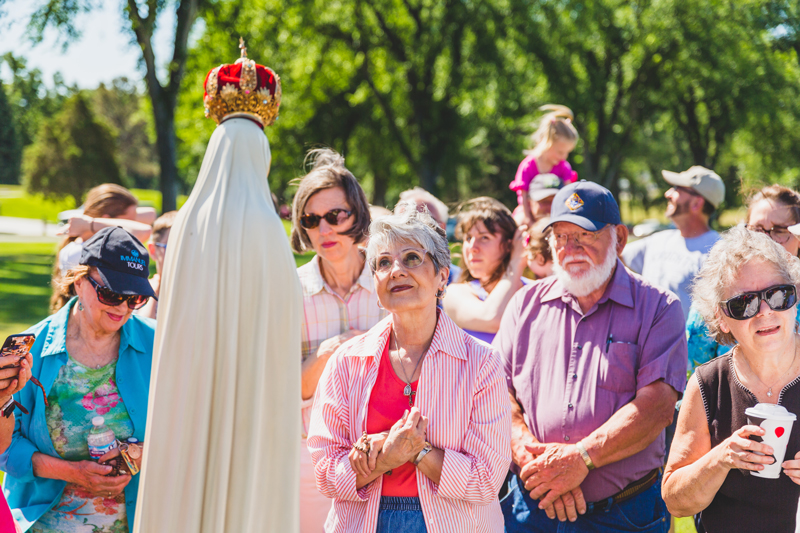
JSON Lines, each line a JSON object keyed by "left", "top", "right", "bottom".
{"left": 622, "top": 165, "right": 725, "bottom": 321}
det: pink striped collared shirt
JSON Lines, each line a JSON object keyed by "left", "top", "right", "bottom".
{"left": 307, "top": 312, "right": 511, "bottom": 533}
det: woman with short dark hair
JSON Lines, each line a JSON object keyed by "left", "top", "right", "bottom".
{"left": 291, "top": 147, "right": 386, "bottom": 532}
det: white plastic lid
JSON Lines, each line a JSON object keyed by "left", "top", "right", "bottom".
{"left": 745, "top": 403, "right": 797, "bottom": 421}
{"left": 92, "top": 416, "right": 105, "bottom": 426}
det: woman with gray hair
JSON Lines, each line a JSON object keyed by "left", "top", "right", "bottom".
{"left": 307, "top": 202, "right": 511, "bottom": 533}
{"left": 663, "top": 227, "right": 800, "bottom": 532}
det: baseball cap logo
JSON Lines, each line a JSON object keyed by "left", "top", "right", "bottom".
{"left": 131, "top": 249, "right": 139, "bottom": 257}
{"left": 566, "top": 193, "right": 584, "bottom": 211}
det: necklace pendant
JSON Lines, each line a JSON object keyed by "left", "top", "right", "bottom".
{"left": 768, "top": 388, "right": 773, "bottom": 397}
{"left": 403, "top": 384, "right": 412, "bottom": 396}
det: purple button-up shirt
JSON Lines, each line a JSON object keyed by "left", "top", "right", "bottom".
{"left": 493, "top": 259, "right": 687, "bottom": 502}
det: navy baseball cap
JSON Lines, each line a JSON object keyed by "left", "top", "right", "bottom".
{"left": 546, "top": 180, "right": 622, "bottom": 231}
{"left": 80, "top": 226, "right": 156, "bottom": 298}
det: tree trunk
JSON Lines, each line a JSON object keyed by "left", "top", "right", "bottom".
{"left": 151, "top": 96, "right": 178, "bottom": 212}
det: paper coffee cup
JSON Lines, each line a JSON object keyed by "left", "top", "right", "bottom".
{"left": 745, "top": 403, "right": 797, "bottom": 479}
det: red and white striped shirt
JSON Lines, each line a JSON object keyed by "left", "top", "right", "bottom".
{"left": 307, "top": 312, "right": 511, "bottom": 533}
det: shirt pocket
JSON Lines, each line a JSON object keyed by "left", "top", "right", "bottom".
{"left": 598, "top": 343, "right": 639, "bottom": 393}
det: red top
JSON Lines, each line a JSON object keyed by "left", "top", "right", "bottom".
{"left": 366, "top": 338, "right": 419, "bottom": 496}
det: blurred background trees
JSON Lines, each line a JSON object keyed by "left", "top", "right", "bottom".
{"left": 3, "top": 0, "right": 800, "bottom": 214}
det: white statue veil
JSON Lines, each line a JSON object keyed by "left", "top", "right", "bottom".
{"left": 134, "top": 117, "right": 301, "bottom": 533}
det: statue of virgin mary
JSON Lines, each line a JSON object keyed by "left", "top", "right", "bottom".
{"left": 134, "top": 41, "right": 301, "bottom": 533}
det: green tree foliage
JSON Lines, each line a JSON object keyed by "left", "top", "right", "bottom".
{"left": 172, "top": 0, "right": 800, "bottom": 211}
{"left": 92, "top": 78, "right": 159, "bottom": 189}
{"left": 23, "top": 93, "right": 122, "bottom": 206}
{"left": 0, "top": 80, "right": 22, "bottom": 184}
{"left": 19, "top": 0, "right": 205, "bottom": 212}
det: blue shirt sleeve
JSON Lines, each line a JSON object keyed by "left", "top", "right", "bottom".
{"left": 686, "top": 306, "right": 720, "bottom": 374}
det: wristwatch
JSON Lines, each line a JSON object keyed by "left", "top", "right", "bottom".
{"left": 0, "top": 396, "right": 14, "bottom": 418}
{"left": 575, "top": 440, "right": 596, "bottom": 471}
{"left": 413, "top": 441, "right": 433, "bottom": 466}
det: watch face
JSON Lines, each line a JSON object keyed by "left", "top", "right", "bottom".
{"left": 126, "top": 443, "right": 142, "bottom": 460}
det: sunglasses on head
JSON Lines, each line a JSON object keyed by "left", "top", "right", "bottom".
{"left": 720, "top": 284, "right": 797, "bottom": 320}
{"left": 86, "top": 276, "right": 149, "bottom": 310}
{"left": 299, "top": 209, "right": 352, "bottom": 230}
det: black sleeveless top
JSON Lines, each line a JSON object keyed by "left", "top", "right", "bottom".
{"left": 695, "top": 354, "right": 800, "bottom": 533}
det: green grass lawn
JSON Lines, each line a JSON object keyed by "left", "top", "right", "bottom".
{"left": 0, "top": 185, "right": 188, "bottom": 222}
{"left": 0, "top": 241, "right": 57, "bottom": 339}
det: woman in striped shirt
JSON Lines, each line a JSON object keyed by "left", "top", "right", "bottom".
{"left": 307, "top": 202, "right": 511, "bottom": 533}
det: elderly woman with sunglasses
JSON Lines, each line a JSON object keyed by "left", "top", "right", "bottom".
{"left": 307, "top": 203, "right": 511, "bottom": 533}
{"left": 663, "top": 227, "right": 800, "bottom": 532}
{"left": 290, "top": 148, "right": 387, "bottom": 532}
{"left": 1, "top": 227, "right": 156, "bottom": 533}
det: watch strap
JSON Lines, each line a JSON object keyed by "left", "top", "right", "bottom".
{"left": 576, "top": 440, "right": 596, "bottom": 471}
{"left": 413, "top": 441, "right": 433, "bottom": 466}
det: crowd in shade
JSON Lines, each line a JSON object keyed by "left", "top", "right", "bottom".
{"left": 5, "top": 46, "right": 800, "bottom": 533}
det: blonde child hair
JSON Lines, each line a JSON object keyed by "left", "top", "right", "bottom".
{"left": 526, "top": 105, "right": 579, "bottom": 157}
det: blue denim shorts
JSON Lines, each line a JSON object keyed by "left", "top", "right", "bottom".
{"left": 501, "top": 473, "right": 668, "bottom": 533}
{"left": 376, "top": 496, "right": 428, "bottom": 533}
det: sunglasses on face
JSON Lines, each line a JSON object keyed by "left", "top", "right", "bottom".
{"left": 720, "top": 284, "right": 797, "bottom": 320}
{"left": 299, "top": 209, "right": 352, "bottom": 229}
{"left": 86, "top": 276, "right": 149, "bottom": 310}
{"left": 372, "top": 249, "right": 429, "bottom": 274}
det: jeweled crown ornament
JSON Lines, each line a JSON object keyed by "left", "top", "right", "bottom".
{"left": 203, "top": 38, "right": 281, "bottom": 127}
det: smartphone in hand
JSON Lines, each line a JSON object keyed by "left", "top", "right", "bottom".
{"left": 0, "top": 334, "right": 35, "bottom": 370}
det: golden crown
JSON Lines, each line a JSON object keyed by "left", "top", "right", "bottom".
{"left": 203, "top": 39, "right": 281, "bottom": 127}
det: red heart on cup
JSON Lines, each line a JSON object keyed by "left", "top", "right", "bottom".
{"left": 776, "top": 427, "right": 785, "bottom": 438}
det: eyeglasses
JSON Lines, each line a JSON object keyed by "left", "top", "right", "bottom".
{"left": 299, "top": 209, "right": 352, "bottom": 229}
{"left": 86, "top": 276, "right": 149, "bottom": 310}
{"left": 154, "top": 242, "right": 167, "bottom": 250}
{"left": 720, "top": 284, "right": 797, "bottom": 320}
{"left": 746, "top": 224, "right": 794, "bottom": 245}
{"left": 550, "top": 226, "right": 607, "bottom": 248}
{"left": 372, "top": 248, "right": 429, "bottom": 274}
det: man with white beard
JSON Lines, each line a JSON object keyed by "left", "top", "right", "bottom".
{"left": 494, "top": 181, "right": 687, "bottom": 532}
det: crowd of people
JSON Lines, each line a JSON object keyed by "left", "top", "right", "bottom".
{"left": 2, "top": 99, "right": 800, "bottom": 533}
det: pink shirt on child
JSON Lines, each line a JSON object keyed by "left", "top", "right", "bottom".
{"left": 508, "top": 154, "right": 577, "bottom": 205}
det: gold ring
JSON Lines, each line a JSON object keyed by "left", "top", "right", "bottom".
{"left": 108, "top": 491, "right": 112, "bottom": 497}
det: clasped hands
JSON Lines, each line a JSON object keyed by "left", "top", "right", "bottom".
{"left": 518, "top": 440, "right": 590, "bottom": 523}
{"left": 349, "top": 406, "right": 428, "bottom": 477}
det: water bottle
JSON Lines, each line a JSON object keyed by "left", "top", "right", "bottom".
{"left": 87, "top": 416, "right": 117, "bottom": 459}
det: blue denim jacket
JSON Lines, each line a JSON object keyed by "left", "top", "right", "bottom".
{"left": 0, "top": 298, "right": 155, "bottom": 532}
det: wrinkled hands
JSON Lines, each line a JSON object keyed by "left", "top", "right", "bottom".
{"left": 520, "top": 442, "right": 588, "bottom": 522}
{"left": 67, "top": 460, "right": 131, "bottom": 498}
{"left": 349, "top": 431, "right": 389, "bottom": 477}
{"left": 350, "top": 407, "right": 428, "bottom": 477}
{"left": 0, "top": 351, "right": 32, "bottom": 400}
{"left": 717, "top": 425, "right": 776, "bottom": 474}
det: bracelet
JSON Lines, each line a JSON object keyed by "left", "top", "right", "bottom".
{"left": 575, "top": 441, "right": 596, "bottom": 471}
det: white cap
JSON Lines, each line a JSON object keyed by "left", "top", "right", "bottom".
{"left": 662, "top": 165, "right": 726, "bottom": 208}
{"left": 92, "top": 416, "right": 105, "bottom": 426}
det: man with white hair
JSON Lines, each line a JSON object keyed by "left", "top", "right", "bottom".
{"left": 495, "top": 181, "right": 687, "bottom": 532}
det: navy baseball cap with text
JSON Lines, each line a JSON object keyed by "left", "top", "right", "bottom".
{"left": 546, "top": 180, "right": 622, "bottom": 231}
{"left": 80, "top": 226, "right": 156, "bottom": 297}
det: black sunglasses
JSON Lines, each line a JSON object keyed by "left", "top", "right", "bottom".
{"left": 720, "top": 284, "right": 797, "bottom": 320}
{"left": 86, "top": 276, "right": 149, "bottom": 310}
{"left": 299, "top": 209, "right": 352, "bottom": 229}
